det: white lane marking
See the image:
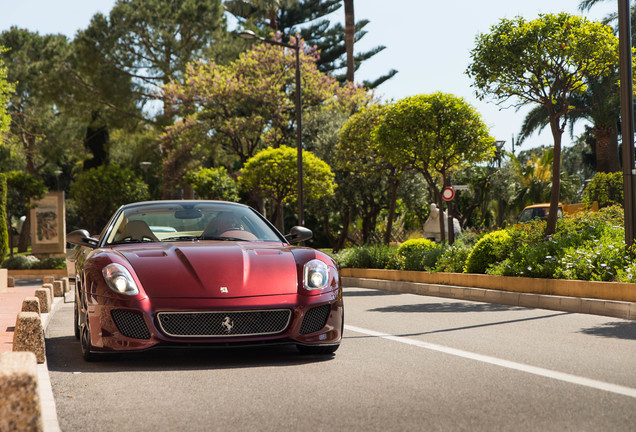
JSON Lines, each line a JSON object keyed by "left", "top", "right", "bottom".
{"left": 345, "top": 324, "right": 636, "bottom": 399}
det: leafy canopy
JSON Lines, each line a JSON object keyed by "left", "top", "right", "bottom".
{"left": 467, "top": 13, "right": 619, "bottom": 109}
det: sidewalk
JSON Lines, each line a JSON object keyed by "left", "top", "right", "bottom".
{"left": 0, "top": 278, "right": 44, "bottom": 354}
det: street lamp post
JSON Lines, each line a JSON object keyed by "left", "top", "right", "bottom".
{"left": 239, "top": 30, "right": 304, "bottom": 227}
{"left": 494, "top": 140, "right": 505, "bottom": 227}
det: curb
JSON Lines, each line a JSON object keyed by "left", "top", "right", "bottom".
{"left": 39, "top": 295, "right": 64, "bottom": 432}
{"left": 343, "top": 277, "right": 636, "bottom": 320}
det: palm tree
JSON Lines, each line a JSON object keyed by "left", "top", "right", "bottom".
{"left": 518, "top": 73, "right": 620, "bottom": 173}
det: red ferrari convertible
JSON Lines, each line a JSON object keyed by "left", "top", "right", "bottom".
{"left": 66, "top": 200, "right": 343, "bottom": 361}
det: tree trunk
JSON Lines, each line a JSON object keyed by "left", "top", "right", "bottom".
{"left": 546, "top": 116, "right": 563, "bottom": 236}
{"left": 383, "top": 177, "right": 399, "bottom": 244}
{"left": 344, "top": 0, "right": 355, "bottom": 82}
{"left": 594, "top": 125, "right": 620, "bottom": 172}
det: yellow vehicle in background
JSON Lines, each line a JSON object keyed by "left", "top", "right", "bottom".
{"left": 518, "top": 202, "right": 599, "bottom": 223}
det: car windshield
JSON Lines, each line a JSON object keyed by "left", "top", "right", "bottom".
{"left": 103, "top": 202, "right": 282, "bottom": 245}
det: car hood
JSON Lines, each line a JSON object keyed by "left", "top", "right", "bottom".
{"left": 118, "top": 242, "right": 299, "bottom": 299}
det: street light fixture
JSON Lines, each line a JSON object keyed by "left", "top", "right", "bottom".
{"left": 239, "top": 30, "right": 304, "bottom": 227}
{"left": 139, "top": 161, "right": 152, "bottom": 184}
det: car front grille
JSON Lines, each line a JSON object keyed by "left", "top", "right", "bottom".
{"left": 299, "top": 304, "right": 331, "bottom": 335}
{"left": 111, "top": 309, "right": 151, "bottom": 339}
{"left": 156, "top": 309, "right": 292, "bottom": 338}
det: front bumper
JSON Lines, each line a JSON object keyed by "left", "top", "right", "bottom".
{"left": 86, "top": 290, "right": 343, "bottom": 353}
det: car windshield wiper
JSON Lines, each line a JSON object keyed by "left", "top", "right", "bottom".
{"left": 162, "top": 235, "right": 200, "bottom": 242}
{"left": 109, "top": 238, "right": 154, "bottom": 245}
{"left": 200, "top": 235, "right": 251, "bottom": 242}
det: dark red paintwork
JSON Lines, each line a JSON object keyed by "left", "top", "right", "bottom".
{"left": 69, "top": 201, "right": 343, "bottom": 358}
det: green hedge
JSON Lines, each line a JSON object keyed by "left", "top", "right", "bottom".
{"left": 334, "top": 206, "right": 635, "bottom": 282}
{"left": 0, "top": 173, "right": 7, "bottom": 264}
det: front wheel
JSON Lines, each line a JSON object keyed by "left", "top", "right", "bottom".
{"left": 73, "top": 301, "right": 80, "bottom": 340}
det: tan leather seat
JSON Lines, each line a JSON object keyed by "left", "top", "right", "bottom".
{"left": 123, "top": 220, "right": 159, "bottom": 242}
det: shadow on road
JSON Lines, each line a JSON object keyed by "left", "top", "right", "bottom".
{"left": 45, "top": 335, "right": 336, "bottom": 374}
{"left": 343, "top": 289, "right": 403, "bottom": 297}
{"left": 369, "top": 302, "right": 527, "bottom": 313}
{"left": 580, "top": 321, "right": 636, "bottom": 340}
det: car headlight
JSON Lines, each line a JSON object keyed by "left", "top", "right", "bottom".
{"left": 304, "top": 259, "right": 330, "bottom": 290}
{"left": 102, "top": 263, "right": 139, "bottom": 295}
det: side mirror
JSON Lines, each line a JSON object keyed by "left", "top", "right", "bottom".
{"left": 284, "top": 226, "right": 312, "bottom": 244}
{"left": 66, "top": 229, "right": 98, "bottom": 248}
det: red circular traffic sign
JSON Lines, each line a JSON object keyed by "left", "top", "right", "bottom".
{"left": 441, "top": 187, "right": 455, "bottom": 201}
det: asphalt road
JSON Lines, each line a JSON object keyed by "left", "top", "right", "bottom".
{"left": 46, "top": 287, "right": 636, "bottom": 431}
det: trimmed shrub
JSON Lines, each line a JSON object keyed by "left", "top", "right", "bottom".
{"left": 2, "top": 255, "right": 40, "bottom": 270}
{"left": 396, "top": 238, "right": 445, "bottom": 271}
{"left": 333, "top": 244, "right": 398, "bottom": 269}
{"left": 1, "top": 255, "right": 66, "bottom": 270}
{"left": 583, "top": 172, "right": 623, "bottom": 208}
{"left": 464, "top": 230, "right": 512, "bottom": 274}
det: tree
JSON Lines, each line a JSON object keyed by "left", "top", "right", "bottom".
{"left": 0, "top": 28, "right": 84, "bottom": 176}
{"left": 162, "top": 37, "right": 368, "bottom": 197}
{"left": 373, "top": 92, "right": 494, "bottom": 243}
{"left": 227, "top": 0, "right": 397, "bottom": 88}
{"left": 239, "top": 146, "right": 335, "bottom": 230}
{"left": 518, "top": 73, "right": 621, "bottom": 173}
{"left": 185, "top": 167, "right": 240, "bottom": 202}
{"left": 337, "top": 103, "right": 403, "bottom": 245}
{"left": 0, "top": 174, "right": 7, "bottom": 263}
{"left": 467, "top": 13, "right": 620, "bottom": 235}
{"left": 0, "top": 46, "right": 12, "bottom": 136}
{"left": 75, "top": 0, "right": 225, "bottom": 124}
{"left": 5, "top": 171, "right": 47, "bottom": 253}
{"left": 69, "top": 165, "right": 149, "bottom": 234}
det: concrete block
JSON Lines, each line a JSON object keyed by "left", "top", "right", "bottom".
{"left": 517, "top": 293, "right": 541, "bottom": 309}
{"left": 538, "top": 295, "right": 563, "bottom": 311}
{"left": 53, "top": 280, "right": 64, "bottom": 297}
{"left": 0, "top": 268, "right": 6, "bottom": 293}
{"left": 62, "top": 277, "right": 70, "bottom": 293}
{"left": 43, "top": 276, "right": 55, "bottom": 285}
{"left": 559, "top": 296, "right": 583, "bottom": 314}
{"left": 21, "top": 297, "right": 41, "bottom": 315}
{"left": 0, "top": 352, "right": 43, "bottom": 432}
{"left": 41, "top": 283, "right": 53, "bottom": 304}
{"left": 34, "top": 289, "right": 50, "bottom": 314}
{"left": 8, "top": 276, "right": 15, "bottom": 287}
{"left": 602, "top": 301, "right": 630, "bottom": 319}
{"left": 12, "top": 312, "right": 46, "bottom": 363}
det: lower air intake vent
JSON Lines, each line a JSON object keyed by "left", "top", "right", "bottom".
{"left": 111, "top": 309, "right": 151, "bottom": 339}
{"left": 157, "top": 310, "right": 292, "bottom": 338}
{"left": 300, "top": 304, "right": 331, "bottom": 335}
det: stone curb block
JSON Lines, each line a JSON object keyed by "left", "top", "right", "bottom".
{"left": 343, "top": 277, "right": 634, "bottom": 320}
{"left": 13, "top": 312, "right": 46, "bottom": 364}
{"left": 21, "top": 297, "right": 41, "bottom": 315}
{"left": 43, "top": 276, "right": 55, "bottom": 285}
{"left": 41, "top": 283, "right": 54, "bottom": 302}
{"left": 0, "top": 352, "right": 44, "bottom": 432}
{"left": 8, "top": 276, "right": 15, "bottom": 288}
{"left": 34, "top": 289, "right": 51, "bottom": 314}
{"left": 62, "top": 277, "right": 70, "bottom": 294}
{"left": 52, "top": 281, "right": 64, "bottom": 297}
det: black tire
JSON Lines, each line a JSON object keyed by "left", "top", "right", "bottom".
{"left": 80, "top": 318, "right": 103, "bottom": 362}
{"left": 73, "top": 301, "right": 80, "bottom": 340}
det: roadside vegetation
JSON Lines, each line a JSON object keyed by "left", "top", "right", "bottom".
{"left": 334, "top": 206, "right": 635, "bottom": 283}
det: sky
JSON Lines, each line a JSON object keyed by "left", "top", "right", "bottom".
{"left": 0, "top": 0, "right": 620, "bottom": 154}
